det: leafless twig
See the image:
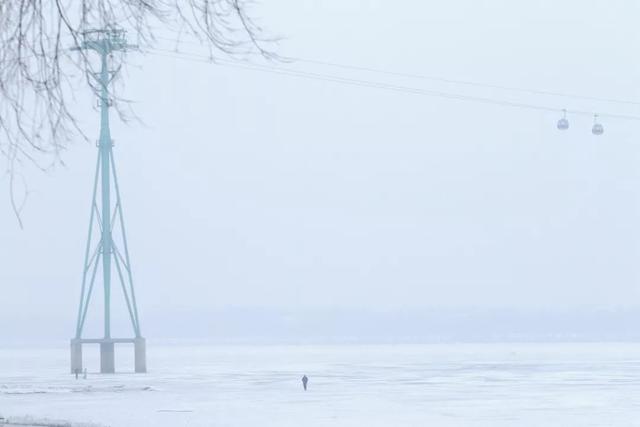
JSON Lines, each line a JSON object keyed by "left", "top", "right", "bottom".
{"left": 0, "top": 0, "right": 274, "bottom": 225}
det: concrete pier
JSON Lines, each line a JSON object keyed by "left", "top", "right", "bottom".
{"left": 70, "top": 339, "right": 83, "bottom": 374}
{"left": 100, "top": 342, "right": 115, "bottom": 373}
{"left": 134, "top": 337, "right": 147, "bottom": 373}
{"left": 70, "top": 337, "right": 146, "bottom": 374}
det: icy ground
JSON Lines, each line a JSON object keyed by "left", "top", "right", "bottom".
{"left": 1, "top": 343, "right": 640, "bottom": 426}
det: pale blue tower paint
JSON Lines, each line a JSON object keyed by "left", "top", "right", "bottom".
{"left": 99, "top": 51, "right": 113, "bottom": 339}
{"left": 71, "top": 29, "right": 145, "bottom": 374}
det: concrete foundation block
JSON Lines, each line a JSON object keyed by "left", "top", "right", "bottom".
{"left": 100, "top": 342, "right": 115, "bottom": 373}
{"left": 134, "top": 337, "right": 147, "bottom": 373}
{"left": 71, "top": 337, "right": 146, "bottom": 374}
{"left": 70, "top": 339, "right": 83, "bottom": 374}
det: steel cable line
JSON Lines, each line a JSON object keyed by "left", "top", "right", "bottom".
{"left": 153, "top": 34, "right": 640, "bottom": 108}
{"left": 292, "top": 57, "right": 640, "bottom": 108}
{"left": 145, "top": 47, "right": 640, "bottom": 121}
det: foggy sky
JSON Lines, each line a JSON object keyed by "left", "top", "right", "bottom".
{"left": 2, "top": 0, "right": 640, "bottom": 341}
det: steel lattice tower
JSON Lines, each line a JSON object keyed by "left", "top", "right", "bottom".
{"left": 70, "top": 29, "right": 146, "bottom": 374}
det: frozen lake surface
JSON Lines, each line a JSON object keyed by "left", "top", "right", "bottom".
{"left": 1, "top": 343, "right": 640, "bottom": 426}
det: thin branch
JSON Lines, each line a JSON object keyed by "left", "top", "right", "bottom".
{"left": 0, "top": 0, "right": 275, "bottom": 223}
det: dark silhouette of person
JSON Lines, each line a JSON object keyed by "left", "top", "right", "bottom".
{"left": 302, "top": 375, "right": 308, "bottom": 391}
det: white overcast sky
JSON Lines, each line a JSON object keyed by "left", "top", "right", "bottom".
{"left": 2, "top": 0, "right": 640, "bottom": 338}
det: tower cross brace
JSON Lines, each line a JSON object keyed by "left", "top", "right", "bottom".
{"left": 70, "top": 29, "right": 146, "bottom": 374}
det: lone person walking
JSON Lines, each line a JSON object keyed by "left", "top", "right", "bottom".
{"left": 301, "top": 375, "right": 309, "bottom": 391}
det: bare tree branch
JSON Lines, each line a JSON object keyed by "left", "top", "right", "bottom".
{"left": 0, "top": 0, "right": 274, "bottom": 224}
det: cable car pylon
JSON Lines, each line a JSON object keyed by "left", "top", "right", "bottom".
{"left": 70, "top": 28, "right": 146, "bottom": 374}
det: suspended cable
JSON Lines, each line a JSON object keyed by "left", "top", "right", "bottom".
{"left": 154, "top": 34, "right": 640, "bottom": 108}
{"left": 293, "top": 57, "right": 640, "bottom": 108}
{"left": 145, "top": 47, "right": 640, "bottom": 121}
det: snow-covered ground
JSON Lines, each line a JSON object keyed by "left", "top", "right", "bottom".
{"left": 1, "top": 343, "right": 640, "bottom": 426}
